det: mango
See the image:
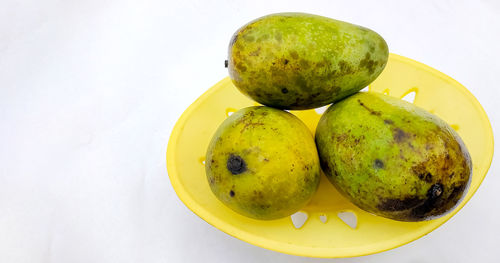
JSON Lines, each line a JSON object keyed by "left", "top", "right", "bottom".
{"left": 227, "top": 12, "right": 389, "bottom": 110}
{"left": 315, "top": 92, "right": 471, "bottom": 221}
{"left": 205, "top": 106, "right": 320, "bottom": 220}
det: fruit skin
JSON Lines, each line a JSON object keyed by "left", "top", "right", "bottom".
{"left": 315, "top": 92, "right": 472, "bottom": 221}
{"left": 228, "top": 12, "right": 389, "bottom": 110}
{"left": 205, "top": 106, "right": 320, "bottom": 220}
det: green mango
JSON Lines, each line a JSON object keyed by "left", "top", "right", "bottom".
{"left": 315, "top": 92, "right": 471, "bottom": 221}
{"left": 227, "top": 13, "right": 388, "bottom": 110}
{"left": 206, "top": 106, "right": 320, "bottom": 220}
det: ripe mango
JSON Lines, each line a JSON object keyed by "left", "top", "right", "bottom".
{"left": 205, "top": 106, "right": 320, "bottom": 220}
{"left": 227, "top": 13, "right": 388, "bottom": 109}
{"left": 315, "top": 92, "right": 472, "bottom": 221}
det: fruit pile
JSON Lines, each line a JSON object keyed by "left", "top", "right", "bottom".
{"left": 205, "top": 13, "right": 471, "bottom": 222}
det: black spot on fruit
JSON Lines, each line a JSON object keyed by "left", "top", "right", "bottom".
{"left": 410, "top": 183, "right": 444, "bottom": 219}
{"left": 229, "top": 190, "right": 235, "bottom": 197}
{"left": 227, "top": 154, "right": 247, "bottom": 175}
{"left": 319, "top": 155, "right": 332, "bottom": 176}
{"left": 311, "top": 92, "right": 320, "bottom": 98}
{"left": 429, "top": 183, "right": 443, "bottom": 198}
{"left": 374, "top": 159, "right": 384, "bottom": 169}
{"left": 281, "top": 88, "right": 288, "bottom": 94}
{"left": 418, "top": 172, "right": 433, "bottom": 183}
{"left": 284, "top": 59, "right": 289, "bottom": 65}
{"left": 225, "top": 60, "right": 228, "bottom": 68}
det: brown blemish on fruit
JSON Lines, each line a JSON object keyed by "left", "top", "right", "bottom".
{"left": 384, "top": 119, "right": 394, "bottom": 125}
{"left": 295, "top": 75, "right": 308, "bottom": 90}
{"left": 299, "top": 59, "right": 310, "bottom": 68}
{"left": 377, "top": 196, "right": 424, "bottom": 212}
{"left": 393, "top": 128, "right": 410, "bottom": 142}
{"left": 418, "top": 172, "right": 433, "bottom": 183}
{"left": 289, "top": 50, "right": 299, "bottom": 59}
{"left": 241, "top": 122, "right": 265, "bottom": 133}
{"left": 252, "top": 190, "right": 264, "bottom": 200}
{"left": 249, "top": 47, "right": 261, "bottom": 56}
{"left": 236, "top": 62, "right": 247, "bottom": 73}
{"left": 441, "top": 153, "right": 454, "bottom": 171}
{"left": 330, "top": 70, "right": 337, "bottom": 77}
{"left": 317, "top": 60, "right": 326, "bottom": 67}
{"left": 338, "top": 60, "right": 354, "bottom": 75}
{"left": 358, "top": 99, "right": 381, "bottom": 116}
{"left": 359, "top": 52, "right": 378, "bottom": 74}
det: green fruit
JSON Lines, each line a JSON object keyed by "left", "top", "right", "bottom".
{"left": 315, "top": 92, "right": 471, "bottom": 221}
{"left": 206, "top": 106, "right": 320, "bottom": 220}
{"left": 227, "top": 12, "right": 389, "bottom": 110}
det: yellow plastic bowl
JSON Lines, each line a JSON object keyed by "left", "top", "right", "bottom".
{"left": 166, "top": 53, "right": 494, "bottom": 258}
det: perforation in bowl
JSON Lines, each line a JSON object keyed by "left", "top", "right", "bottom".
{"left": 314, "top": 105, "right": 329, "bottom": 115}
{"left": 226, "top": 108, "right": 236, "bottom": 117}
{"left": 337, "top": 211, "right": 358, "bottom": 229}
{"left": 291, "top": 211, "right": 309, "bottom": 229}
{"left": 401, "top": 87, "right": 418, "bottom": 103}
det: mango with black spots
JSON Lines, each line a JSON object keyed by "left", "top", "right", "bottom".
{"left": 205, "top": 106, "right": 320, "bottom": 220}
{"left": 227, "top": 12, "right": 389, "bottom": 110}
{"left": 315, "top": 92, "right": 472, "bottom": 221}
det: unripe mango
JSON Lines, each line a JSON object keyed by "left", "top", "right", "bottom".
{"left": 228, "top": 13, "right": 389, "bottom": 109}
{"left": 206, "top": 106, "right": 320, "bottom": 220}
{"left": 315, "top": 92, "right": 471, "bottom": 221}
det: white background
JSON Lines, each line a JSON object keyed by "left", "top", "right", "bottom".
{"left": 0, "top": 0, "right": 498, "bottom": 262}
